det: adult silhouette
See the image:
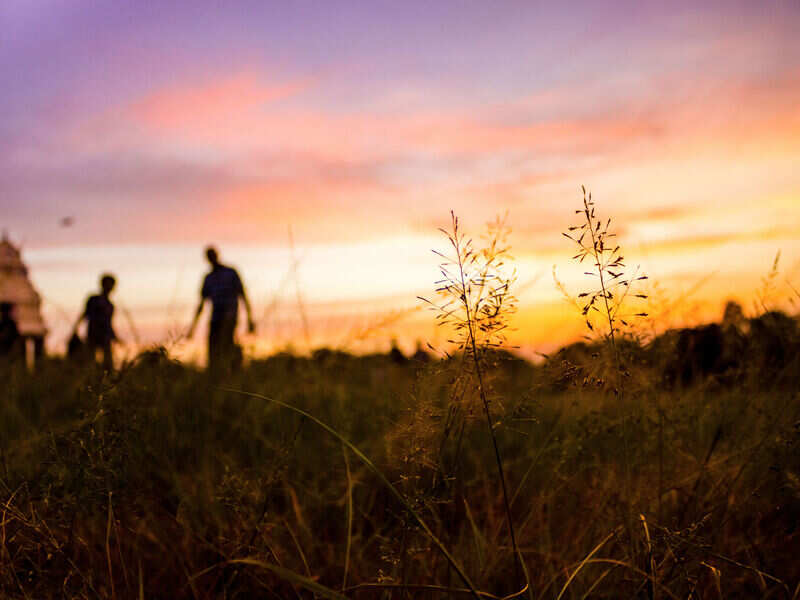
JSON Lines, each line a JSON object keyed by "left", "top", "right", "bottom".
{"left": 0, "top": 302, "right": 22, "bottom": 364}
{"left": 188, "top": 246, "right": 255, "bottom": 372}
{"left": 73, "top": 273, "right": 120, "bottom": 370}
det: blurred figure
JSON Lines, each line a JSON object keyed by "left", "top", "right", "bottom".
{"left": 67, "top": 331, "right": 89, "bottom": 364}
{"left": 188, "top": 246, "right": 255, "bottom": 373}
{"left": 722, "top": 300, "right": 746, "bottom": 332}
{"left": 74, "top": 273, "right": 119, "bottom": 370}
{"left": 0, "top": 302, "right": 23, "bottom": 364}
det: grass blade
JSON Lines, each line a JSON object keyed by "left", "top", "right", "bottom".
{"left": 224, "top": 387, "right": 481, "bottom": 600}
{"left": 556, "top": 528, "right": 619, "bottom": 600}
{"left": 341, "top": 444, "right": 353, "bottom": 592}
{"left": 230, "top": 558, "right": 351, "bottom": 600}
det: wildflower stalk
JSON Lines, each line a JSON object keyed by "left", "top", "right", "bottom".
{"left": 581, "top": 193, "right": 622, "bottom": 387}
{"left": 421, "top": 211, "right": 521, "bottom": 587}
{"left": 563, "top": 187, "right": 648, "bottom": 388}
{"left": 583, "top": 190, "right": 630, "bottom": 534}
{"left": 455, "top": 229, "right": 521, "bottom": 586}
{"left": 563, "top": 187, "right": 649, "bottom": 553}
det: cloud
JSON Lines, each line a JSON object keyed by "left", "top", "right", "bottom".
{"left": 128, "top": 71, "right": 308, "bottom": 131}
{"left": 108, "top": 62, "right": 800, "bottom": 173}
{"left": 3, "top": 55, "right": 799, "bottom": 254}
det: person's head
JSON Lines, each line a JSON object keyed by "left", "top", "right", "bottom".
{"left": 100, "top": 273, "right": 116, "bottom": 295}
{"left": 205, "top": 246, "right": 219, "bottom": 267}
{"left": 0, "top": 302, "right": 12, "bottom": 318}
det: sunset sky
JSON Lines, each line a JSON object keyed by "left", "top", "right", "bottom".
{"left": 2, "top": 1, "right": 799, "bottom": 359}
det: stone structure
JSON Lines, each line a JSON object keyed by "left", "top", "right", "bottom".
{"left": 0, "top": 233, "right": 47, "bottom": 358}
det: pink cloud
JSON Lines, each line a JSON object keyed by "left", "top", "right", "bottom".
{"left": 117, "top": 67, "right": 799, "bottom": 164}
{"left": 18, "top": 64, "right": 799, "bottom": 252}
{"left": 129, "top": 71, "right": 307, "bottom": 131}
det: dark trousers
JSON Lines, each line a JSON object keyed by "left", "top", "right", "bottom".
{"left": 208, "top": 317, "right": 237, "bottom": 373}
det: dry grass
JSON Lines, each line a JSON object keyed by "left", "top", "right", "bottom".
{"left": 0, "top": 194, "right": 798, "bottom": 598}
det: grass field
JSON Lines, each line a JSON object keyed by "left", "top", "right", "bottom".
{"left": 1, "top": 206, "right": 799, "bottom": 599}
{"left": 0, "top": 325, "right": 798, "bottom": 599}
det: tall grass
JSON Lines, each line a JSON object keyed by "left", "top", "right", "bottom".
{"left": 561, "top": 187, "right": 652, "bottom": 556}
{"left": 420, "top": 211, "right": 522, "bottom": 588}
{"left": 561, "top": 186, "right": 648, "bottom": 390}
{"left": 0, "top": 198, "right": 798, "bottom": 599}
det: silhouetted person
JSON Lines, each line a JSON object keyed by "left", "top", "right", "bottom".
{"left": 0, "top": 302, "right": 23, "bottom": 364}
{"left": 74, "top": 274, "right": 119, "bottom": 371}
{"left": 722, "top": 300, "right": 746, "bottom": 332}
{"left": 67, "top": 331, "right": 89, "bottom": 364}
{"left": 188, "top": 246, "right": 254, "bottom": 373}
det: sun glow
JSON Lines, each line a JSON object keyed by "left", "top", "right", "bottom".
{"left": 3, "top": 2, "right": 799, "bottom": 359}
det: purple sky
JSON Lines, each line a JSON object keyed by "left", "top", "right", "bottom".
{"left": 3, "top": 1, "right": 797, "bottom": 244}
{"left": 2, "top": 1, "right": 799, "bottom": 353}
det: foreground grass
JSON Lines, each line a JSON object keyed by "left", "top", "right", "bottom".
{"left": 0, "top": 343, "right": 798, "bottom": 598}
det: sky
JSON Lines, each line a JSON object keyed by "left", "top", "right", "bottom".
{"left": 2, "top": 1, "right": 799, "bottom": 359}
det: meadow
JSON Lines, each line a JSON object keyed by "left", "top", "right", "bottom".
{"left": 1, "top": 203, "right": 799, "bottom": 599}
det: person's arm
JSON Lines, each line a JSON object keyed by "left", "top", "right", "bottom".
{"left": 236, "top": 272, "right": 255, "bottom": 333}
{"left": 242, "top": 290, "right": 255, "bottom": 333}
{"left": 188, "top": 276, "right": 210, "bottom": 339}
{"left": 73, "top": 299, "right": 88, "bottom": 334}
{"left": 187, "top": 297, "right": 205, "bottom": 338}
{"left": 110, "top": 308, "right": 121, "bottom": 343}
